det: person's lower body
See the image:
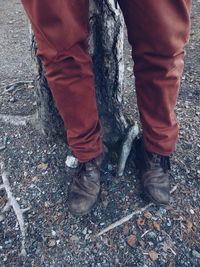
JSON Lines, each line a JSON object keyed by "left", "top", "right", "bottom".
{"left": 21, "top": 0, "right": 191, "bottom": 214}
{"left": 21, "top": 0, "right": 104, "bottom": 215}
{"left": 118, "top": 0, "right": 191, "bottom": 204}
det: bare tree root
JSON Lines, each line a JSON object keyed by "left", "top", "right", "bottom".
{"left": 4, "top": 80, "right": 34, "bottom": 93}
{"left": 0, "top": 162, "right": 30, "bottom": 256}
{"left": 117, "top": 122, "right": 139, "bottom": 177}
{"left": 97, "top": 185, "right": 178, "bottom": 237}
{"left": 0, "top": 113, "right": 38, "bottom": 126}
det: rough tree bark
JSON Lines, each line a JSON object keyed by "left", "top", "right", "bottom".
{"left": 31, "top": 0, "right": 138, "bottom": 171}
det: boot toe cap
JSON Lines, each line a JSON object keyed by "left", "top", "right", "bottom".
{"left": 68, "top": 193, "right": 97, "bottom": 216}
{"left": 146, "top": 184, "right": 170, "bottom": 205}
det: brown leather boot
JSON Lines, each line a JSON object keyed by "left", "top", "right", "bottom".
{"left": 68, "top": 153, "right": 104, "bottom": 216}
{"left": 136, "top": 140, "right": 170, "bottom": 205}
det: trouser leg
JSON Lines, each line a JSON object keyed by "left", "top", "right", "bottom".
{"left": 118, "top": 0, "right": 191, "bottom": 155}
{"left": 21, "top": 0, "right": 103, "bottom": 162}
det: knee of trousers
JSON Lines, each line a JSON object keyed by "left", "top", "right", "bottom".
{"left": 128, "top": 18, "right": 191, "bottom": 60}
{"left": 131, "top": 33, "right": 189, "bottom": 62}
{"left": 36, "top": 40, "right": 90, "bottom": 70}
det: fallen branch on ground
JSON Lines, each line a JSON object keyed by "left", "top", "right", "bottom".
{"left": 0, "top": 162, "right": 30, "bottom": 256}
{"left": 141, "top": 228, "right": 153, "bottom": 238}
{"left": 117, "top": 122, "right": 139, "bottom": 177}
{"left": 4, "top": 80, "right": 34, "bottom": 93}
{"left": 97, "top": 185, "right": 178, "bottom": 237}
{"left": 0, "top": 113, "right": 37, "bottom": 126}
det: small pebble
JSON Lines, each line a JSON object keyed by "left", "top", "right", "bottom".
{"left": 192, "top": 250, "right": 200, "bottom": 259}
{"left": 9, "top": 97, "right": 16, "bottom": 103}
{"left": 41, "top": 157, "right": 48, "bottom": 163}
{"left": 108, "top": 164, "right": 113, "bottom": 171}
{"left": 52, "top": 230, "right": 56, "bottom": 236}
{"left": 44, "top": 201, "right": 52, "bottom": 208}
{"left": 65, "top": 156, "right": 79, "bottom": 168}
{"left": 48, "top": 239, "right": 56, "bottom": 247}
{"left": 85, "top": 234, "right": 90, "bottom": 240}
{"left": 82, "top": 228, "right": 87, "bottom": 235}
{"left": 190, "top": 209, "right": 195, "bottom": 214}
{"left": 167, "top": 221, "right": 172, "bottom": 227}
{"left": 0, "top": 214, "right": 5, "bottom": 222}
{"left": 147, "top": 232, "right": 157, "bottom": 240}
{"left": 5, "top": 240, "right": 11, "bottom": 245}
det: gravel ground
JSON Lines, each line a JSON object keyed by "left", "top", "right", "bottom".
{"left": 0, "top": 0, "right": 200, "bottom": 266}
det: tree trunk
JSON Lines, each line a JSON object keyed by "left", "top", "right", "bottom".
{"left": 31, "top": 0, "right": 137, "bottom": 161}
{"left": 89, "top": 0, "right": 128, "bottom": 147}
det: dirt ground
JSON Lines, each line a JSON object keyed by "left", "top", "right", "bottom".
{"left": 0, "top": 0, "right": 200, "bottom": 266}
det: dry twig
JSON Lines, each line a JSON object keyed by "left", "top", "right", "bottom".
{"left": 0, "top": 113, "right": 37, "bottom": 126}
{"left": 141, "top": 228, "right": 153, "bottom": 238}
{"left": 97, "top": 203, "right": 153, "bottom": 237}
{"left": 4, "top": 80, "right": 34, "bottom": 93}
{"left": 97, "top": 185, "right": 178, "bottom": 237}
{"left": 0, "top": 162, "right": 30, "bottom": 256}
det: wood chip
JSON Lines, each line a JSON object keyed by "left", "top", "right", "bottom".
{"left": 184, "top": 219, "right": 193, "bottom": 228}
{"left": 136, "top": 218, "right": 145, "bottom": 226}
{"left": 127, "top": 235, "right": 137, "bottom": 247}
{"left": 108, "top": 239, "right": 114, "bottom": 248}
{"left": 37, "top": 163, "right": 48, "bottom": 170}
{"left": 31, "top": 176, "right": 38, "bottom": 182}
{"left": 148, "top": 250, "right": 158, "bottom": 261}
{"left": 47, "top": 239, "right": 56, "bottom": 247}
{"left": 144, "top": 211, "right": 152, "bottom": 219}
{"left": 152, "top": 221, "right": 161, "bottom": 231}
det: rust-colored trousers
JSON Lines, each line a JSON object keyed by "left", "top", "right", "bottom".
{"left": 21, "top": 0, "right": 191, "bottom": 162}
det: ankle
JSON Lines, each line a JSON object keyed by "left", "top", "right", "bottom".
{"left": 145, "top": 150, "right": 171, "bottom": 172}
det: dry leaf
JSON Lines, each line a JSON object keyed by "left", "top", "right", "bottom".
{"left": 31, "top": 176, "right": 38, "bottom": 182}
{"left": 136, "top": 218, "right": 145, "bottom": 226}
{"left": 148, "top": 250, "right": 158, "bottom": 261}
{"left": 127, "top": 235, "right": 137, "bottom": 247}
{"left": 184, "top": 219, "right": 193, "bottom": 228}
{"left": 0, "top": 197, "right": 6, "bottom": 205}
{"left": 144, "top": 211, "right": 152, "bottom": 219}
{"left": 152, "top": 221, "right": 161, "bottom": 231}
{"left": 37, "top": 163, "right": 48, "bottom": 170}
{"left": 108, "top": 239, "right": 114, "bottom": 248}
